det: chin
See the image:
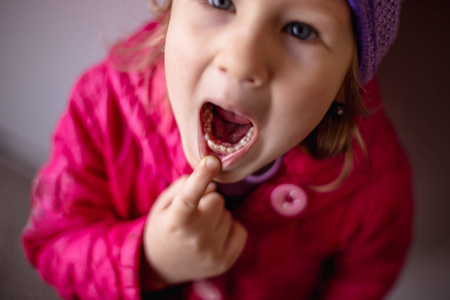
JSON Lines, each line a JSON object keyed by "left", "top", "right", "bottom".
{"left": 214, "top": 169, "right": 249, "bottom": 183}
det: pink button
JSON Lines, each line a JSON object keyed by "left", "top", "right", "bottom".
{"left": 193, "top": 280, "right": 223, "bottom": 300}
{"left": 270, "top": 184, "right": 308, "bottom": 217}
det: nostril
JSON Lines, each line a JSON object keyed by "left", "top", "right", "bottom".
{"left": 218, "top": 65, "right": 260, "bottom": 86}
{"left": 216, "top": 53, "right": 268, "bottom": 87}
{"left": 247, "top": 77, "right": 256, "bottom": 84}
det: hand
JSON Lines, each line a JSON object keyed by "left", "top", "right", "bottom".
{"left": 143, "top": 156, "right": 248, "bottom": 285}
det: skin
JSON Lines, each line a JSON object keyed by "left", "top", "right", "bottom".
{"left": 165, "top": 0, "right": 355, "bottom": 183}
{"left": 143, "top": 156, "right": 247, "bottom": 286}
{"left": 143, "top": 0, "right": 355, "bottom": 286}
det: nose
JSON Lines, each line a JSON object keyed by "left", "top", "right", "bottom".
{"left": 214, "top": 24, "right": 270, "bottom": 87}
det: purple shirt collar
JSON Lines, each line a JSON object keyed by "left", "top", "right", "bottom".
{"left": 216, "top": 157, "right": 283, "bottom": 199}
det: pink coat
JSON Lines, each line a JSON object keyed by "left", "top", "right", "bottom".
{"left": 22, "top": 23, "right": 413, "bottom": 300}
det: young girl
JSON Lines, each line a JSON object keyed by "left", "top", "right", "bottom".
{"left": 23, "top": 0, "right": 413, "bottom": 299}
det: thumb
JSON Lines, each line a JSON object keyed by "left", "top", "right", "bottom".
{"left": 172, "top": 156, "right": 221, "bottom": 221}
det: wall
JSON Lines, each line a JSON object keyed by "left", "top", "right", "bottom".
{"left": 379, "top": 1, "right": 450, "bottom": 298}
{"left": 0, "top": 0, "right": 150, "bottom": 171}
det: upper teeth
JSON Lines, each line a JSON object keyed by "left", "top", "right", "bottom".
{"left": 203, "top": 108, "right": 254, "bottom": 155}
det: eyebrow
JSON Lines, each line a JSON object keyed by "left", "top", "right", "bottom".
{"left": 290, "top": 0, "right": 350, "bottom": 29}
{"left": 289, "top": 1, "right": 351, "bottom": 36}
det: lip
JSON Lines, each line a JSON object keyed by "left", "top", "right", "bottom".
{"left": 198, "top": 101, "right": 258, "bottom": 170}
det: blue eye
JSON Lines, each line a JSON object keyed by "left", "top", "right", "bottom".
{"left": 207, "top": 0, "right": 234, "bottom": 10}
{"left": 285, "top": 22, "right": 318, "bottom": 41}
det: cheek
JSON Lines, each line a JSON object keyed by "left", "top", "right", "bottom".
{"left": 165, "top": 19, "right": 195, "bottom": 95}
{"left": 165, "top": 38, "right": 204, "bottom": 106}
{"left": 269, "top": 93, "right": 333, "bottom": 147}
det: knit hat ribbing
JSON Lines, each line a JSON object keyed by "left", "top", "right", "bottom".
{"left": 346, "top": 0, "right": 402, "bottom": 84}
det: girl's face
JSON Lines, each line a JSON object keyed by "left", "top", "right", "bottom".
{"left": 165, "top": 0, "right": 354, "bottom": 182}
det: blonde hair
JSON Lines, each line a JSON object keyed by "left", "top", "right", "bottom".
{"left": 304, "top": 47, "right": 370, "bottom": 192}
{"left": 112, "top": 0, "right": 369, "bottom": 191}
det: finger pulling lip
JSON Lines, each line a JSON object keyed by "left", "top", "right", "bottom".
{"left": 199, "top": 102, "right": 257, "bottom": 169}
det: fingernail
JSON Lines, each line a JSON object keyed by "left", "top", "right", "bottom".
{"left": 205, "top": 156, "right": 221, "bottom": 171}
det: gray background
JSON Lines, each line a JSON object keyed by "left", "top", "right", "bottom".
{"left": 1, "top": 0, "right": 449, "bottom": 299}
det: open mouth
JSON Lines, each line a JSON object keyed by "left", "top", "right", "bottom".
{"left": 201, "top": 102, "right": 255, "bottom": 164}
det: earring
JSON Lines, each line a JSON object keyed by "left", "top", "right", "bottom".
{"left": 161, "top": 46, "right": 165, "bottom": 53}
{"left": 332, "top": 103, "right": 344, "bottom": 116}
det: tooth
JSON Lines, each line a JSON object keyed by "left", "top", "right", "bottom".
{"left": 203, "top": 110, "right": 213, "bottom": 123}
{"left": 240, "top": 136, "right": 250, "bottom": 146}
{"left": 204, "top": 122, "right": 255, "bottom": 154}
{"left": 204, "top": 123, "right": 211, "bottom": 133}
{"left": 247, "top": 127, "right": 255, "bottom": 138}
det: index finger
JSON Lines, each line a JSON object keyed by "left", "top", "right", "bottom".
{"left": 172, "top": 156, "right": 221, "bottom": 220}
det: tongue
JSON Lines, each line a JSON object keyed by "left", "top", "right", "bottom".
{"left": 212, "top": 107, "right": 252, "bottom": 144}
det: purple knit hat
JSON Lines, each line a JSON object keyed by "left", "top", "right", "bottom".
{"left": 346, "top": 0, "right": 402, "bottom": 84}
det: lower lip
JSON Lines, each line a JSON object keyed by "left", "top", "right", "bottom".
{"left": 198, "top": 125, "right": 256, "bottom": 170}
{"left": 218, "top": 138, "right": 255, "bottom": 169}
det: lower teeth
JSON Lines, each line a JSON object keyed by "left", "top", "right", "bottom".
{"left": 203, "top": 108, "right": 254, "bottom": 155}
